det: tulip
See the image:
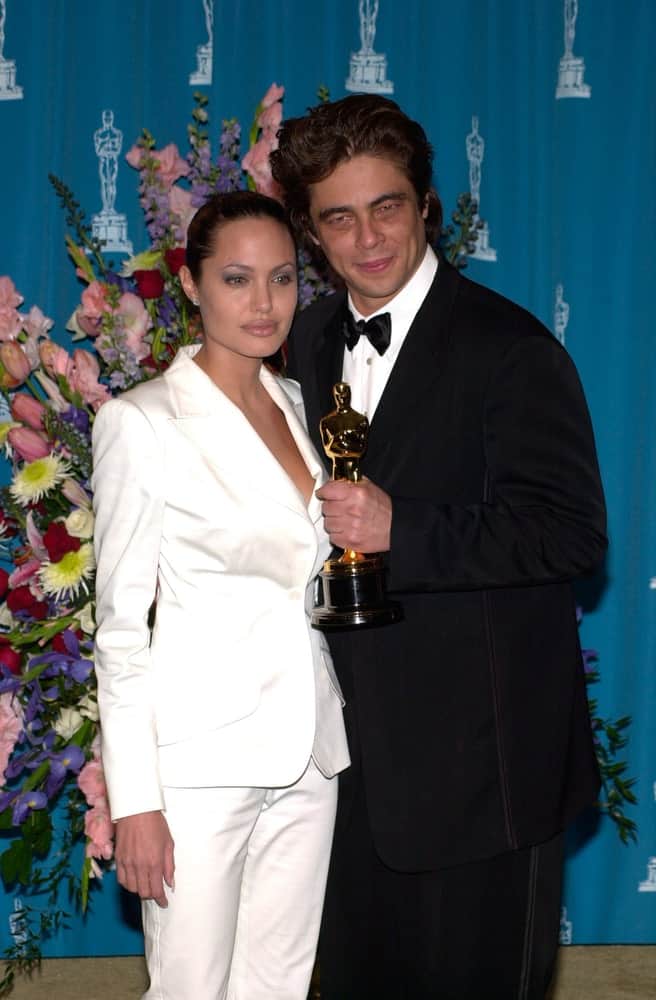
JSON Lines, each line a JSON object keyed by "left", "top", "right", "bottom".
{"left": 39, "top": 340, "right": 73, "bottom": 380}
{"left": 8, "top": 426, "right": 50, "bottom": 462}
{"left": 0, "top": 343, "right": 31, "bottom": 384}
{"left": 11, "top": 393, "right": 46, "bottom": 430}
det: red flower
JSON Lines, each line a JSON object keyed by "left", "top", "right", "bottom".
{"left": 0, "top": 568, "right": 8, "bottom": 599}
{"left": 7, "top": 586, "right": 35, "bottom": 612}
{"left": 0, "top": 646, "right": 21, "bottom": 675}
{"left": 52, "top": 630, "right": 83, "bottom": 654}
{"left": 133, "top": 269, "right": 165, "bottom": 299}
{"left": 6, "top": 585, "right": 47, "bottom": 620}
{"left": 43, "top": 522, "right": 81, "bottom": 562}
{"left": 164, "top": 248, "right": 186, "bottom": 275}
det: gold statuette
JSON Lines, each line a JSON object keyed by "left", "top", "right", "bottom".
{"left": 311, "top": 382, "right": 401, "bottom": 631}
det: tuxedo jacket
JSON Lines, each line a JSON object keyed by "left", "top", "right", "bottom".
{"left": 92, "top": 347, "right": 349, "bottom": 822}
{"left": 288, "top": 258, "right": 607, "bottom": 872}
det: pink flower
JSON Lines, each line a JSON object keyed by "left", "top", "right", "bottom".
{"left": 126, "top": 143, "right": 189, "bottom": 188}
{"left": 117, "top": 292, "right": 151, "bottom": 361}
{"left": 0, "top": 342, "right": 31, "bottom": 384}
{"left": 152, "top": 143, "right": 190, "bottom": 189}
{"left": 22, "top": 305, "right": 54, "bottom": 341}
{"left": 78, "top": 758, "right": 108, "bottom": 807}
{"left": 39, "top": 340, "right": 73, "bottom": 380}
{"left": 260, "top": 82, "right": 285, "bottom": 109}
{"left": 125, "top": 144, "right": 144, "bottom": 169}
{"left": 25, "top": 511, "right": 48, "bottom": 561}
{"left": 169, "top": 186, "right": 195, "bottom": 245}
{"left": 242, "top": 137, "right": 282, "bottom": 200}
{"left": 0, "top": 277, "right": 23, "bottom": 310}
{"left": 8, "top": 557, "right": 42, "bottom": 590}
{"left": 0, "top": 306, "right": 22, "bottom": 342}
{"left": 34, "top": 372, "right": 68, "bottom": 411}
{"left": 8, "top": 427, "right": 50, "bottom": 462}
{"left": 0, "top": 692, "right": 23, "bottom": 781}
{"left": 258, "top": 100, "right": 283, "bottom": 140}
{"left": 84, "top": 801, "right": 114, "bottom": 861}
{"left": 69, "top": 349, "right": 111, "bottom": 411}
{"left": 80, "top": 281, "right": 109, "bottom": 321}
{"left": 11, "top": 394, "right": 46, "bottom": 430}
{"left": 62, "top": 478, "right": 90, "bottom": 508}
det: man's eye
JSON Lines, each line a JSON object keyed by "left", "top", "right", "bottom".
{"left": 328, "top": 214, "right": 351, "bottom": 227}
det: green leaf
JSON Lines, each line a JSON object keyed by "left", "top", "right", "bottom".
{"left": 0, "top": 839, "right": 33, "bottom": 887}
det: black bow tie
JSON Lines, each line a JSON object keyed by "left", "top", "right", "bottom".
{"left": 342, "top": 311, "right": 392, "bottom": 356}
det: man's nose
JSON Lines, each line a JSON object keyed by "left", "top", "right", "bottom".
{"left": 355, "top": 215, "right": 382, "bottom": 249}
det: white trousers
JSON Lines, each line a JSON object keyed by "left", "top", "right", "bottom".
{"left": 141, "top": 758, "right": 337, "bottom": 1000}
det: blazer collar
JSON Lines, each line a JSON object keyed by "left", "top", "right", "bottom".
{"left": 165, "top": 346, "right": 325, "bottom": 523}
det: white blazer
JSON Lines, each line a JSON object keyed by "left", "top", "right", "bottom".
{"left": 92, "top": 346, "right": 349, "bottom": 821}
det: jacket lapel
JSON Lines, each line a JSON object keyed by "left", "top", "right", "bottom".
{"left": 304, "top": 295, "right": 347, "bottom": 462}
{"left": 165, "top": 348, "right": 321, "bottom": 520}
{"left": 363, "top": 262, "right": 461, "bottom": 475}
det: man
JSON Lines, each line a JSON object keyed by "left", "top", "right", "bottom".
{"left": 271, "top": 95, "right": 606, "bottom": 999}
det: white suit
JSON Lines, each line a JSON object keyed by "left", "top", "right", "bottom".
{"left": 92, "top": 346, "right": 349, "bottom": 999}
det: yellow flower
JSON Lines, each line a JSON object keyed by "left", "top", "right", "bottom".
{"left": 10, "top": 454, "right": 69, "bottom": 505}
{"left": 39, "top": 543, "right": 95, "bottom": 601}
{"left": 0, "top": 421, "right": 20, "bottom": 449}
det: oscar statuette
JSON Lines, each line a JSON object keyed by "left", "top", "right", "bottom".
{"left": 311, "top": 382, "right": 402, "bottom": 631}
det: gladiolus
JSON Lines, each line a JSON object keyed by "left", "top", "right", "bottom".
{"left": 8, "top": 427, "right": 50, "bottom": 462}
{"left": 11, "top": 394, "right": 46, "bottom": 430}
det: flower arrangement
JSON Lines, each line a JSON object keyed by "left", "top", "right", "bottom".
{"left": 0, "top": 86, "right": 635, "bottom": 992}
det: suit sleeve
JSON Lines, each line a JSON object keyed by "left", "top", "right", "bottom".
{"left": 388, "top": 334, "right": 607, "bottom": 591}
{"left": 91, "top": 398, "right": 166, "bottom": 821}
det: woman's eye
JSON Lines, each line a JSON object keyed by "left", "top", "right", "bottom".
{"left": 273, "top": 273, "right": 295, "bottom": 285}
{"left": 225, "top": 275, "right": 247, "bottom": 286}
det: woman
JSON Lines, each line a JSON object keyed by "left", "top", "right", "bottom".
{"left": 92, "top": 191, "right": 349, "bottom": 1000}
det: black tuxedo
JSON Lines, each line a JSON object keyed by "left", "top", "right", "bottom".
{"left": 288, "top": 258, "right": 606, "bottom": 997}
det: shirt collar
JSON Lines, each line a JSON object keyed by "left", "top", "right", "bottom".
{"left": 348, "top": 244, "right": 438, "bottom": 341}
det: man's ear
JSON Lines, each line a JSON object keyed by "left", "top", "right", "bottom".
{"left": 421, "top": 194, "right": 429, "bottom": 220}
{"left": 179, "top": 264, "right": 199, "bottom": 305}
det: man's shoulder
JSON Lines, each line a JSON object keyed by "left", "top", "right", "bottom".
{"left": 293, "top": 290, "right": 345, "bottom": 335}
{"left": 451, "top": 265, "right": 553, "bottom": 349}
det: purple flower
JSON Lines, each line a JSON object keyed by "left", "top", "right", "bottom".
{"left": 61, "top": 405, "right": 90, "bottom": 434}
{"left": 45, "top": 745, "right": 86, "bottom": 798}
{"left": 12, "top": 789, "right": 47, "bottom": 825}
{"left": 0, "top": 789, "right": 18, "bottom": 814}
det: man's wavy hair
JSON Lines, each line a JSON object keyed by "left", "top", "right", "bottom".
{"left": 270, "top": 94, "right": 442, "bottom": 248}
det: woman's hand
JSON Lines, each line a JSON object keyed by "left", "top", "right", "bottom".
{"left": 114, "top": 810, "right": 175, "bottom": 908}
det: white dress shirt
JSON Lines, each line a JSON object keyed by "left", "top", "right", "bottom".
{"left": 342, "top": 245, "right": 438, "bottom": 420}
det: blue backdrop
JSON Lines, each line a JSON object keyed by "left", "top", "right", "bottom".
{"left": 0, "top": 0, "right": 654, "bottom": 955}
